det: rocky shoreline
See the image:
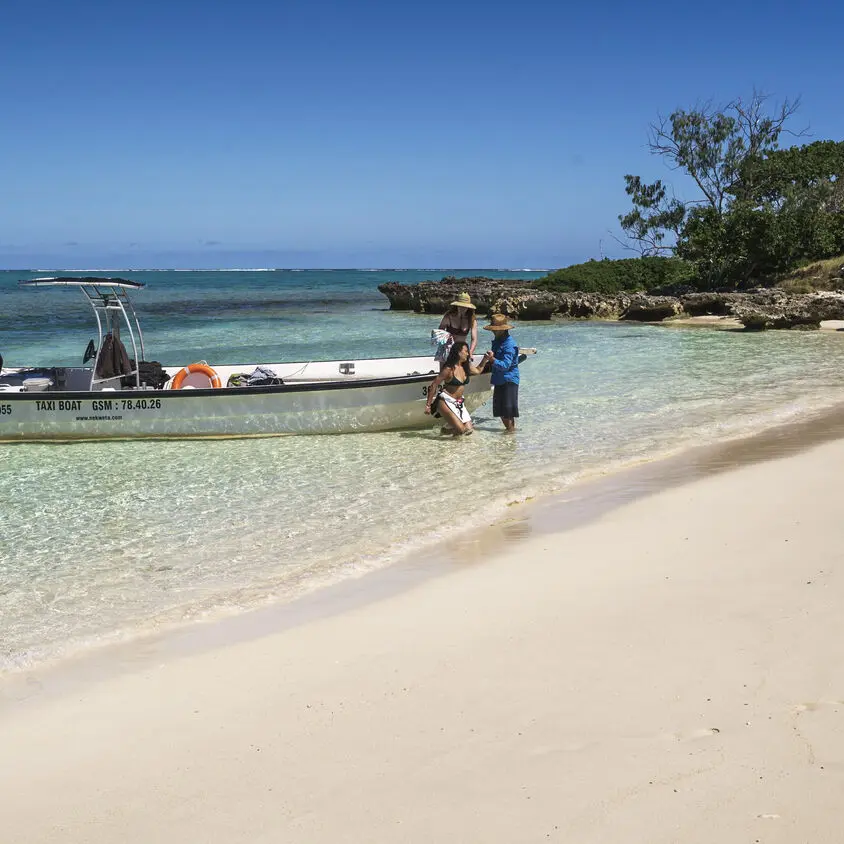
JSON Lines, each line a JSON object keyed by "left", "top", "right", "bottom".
{"left": 377, "top": 277, "right": 844, "bottom": 330}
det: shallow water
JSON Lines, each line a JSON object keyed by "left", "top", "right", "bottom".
{"left": 3, "top": 269, "right": 844, "bottom": 670}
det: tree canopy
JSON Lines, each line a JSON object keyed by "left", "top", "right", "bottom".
{"left": 619, "top": 93, "right": 844, "bottom": 289}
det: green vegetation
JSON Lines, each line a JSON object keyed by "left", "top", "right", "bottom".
{"left": 775, "top": 254, "right": 844, "bottom": 293}
{"left": 617, "top": 93, "right": 844, "bottom": 290}
{"left": 533, "top": 256, "right": 695, "bottom": 294}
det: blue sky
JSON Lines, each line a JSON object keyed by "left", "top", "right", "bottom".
{"left": 1, "top": 0, "right": 842, "bottom": 269}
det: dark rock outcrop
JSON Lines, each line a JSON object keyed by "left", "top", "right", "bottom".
{"left": 619, "top": 295, "right": 683, "bottom": 322}
{"left": 678, "top": 292, "right": 742, "bottom": 316}
{"left": 488, "top": 291, "right": 561, "bottom": 320}
{"left": 490, "top": 292, "right": 632, "bottom": 320}
{"left": 730, "top": 291, "right": 844, "bottom": 330}
{"left": 377, "top": 278, "right": 844, "bottom": 330}
{"left": 377, "top": 277, "right": 535, "bottom": 314}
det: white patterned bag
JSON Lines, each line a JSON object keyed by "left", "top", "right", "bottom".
{"left": 430, "top": 329, "right": 453, "bottom": 363}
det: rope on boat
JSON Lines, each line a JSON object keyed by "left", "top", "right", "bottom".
{"left": 285, "top": 361, "right": 312, "bottom": 379}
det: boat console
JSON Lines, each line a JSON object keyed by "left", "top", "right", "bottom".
{"left": 14, "top": 277, "right": 148, "bottom": 391}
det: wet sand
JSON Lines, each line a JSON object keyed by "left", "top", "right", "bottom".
{"left": 7, "top": 400, "right": 844, "bottom": 709}
{"left": 3, "top": 409, "right": 844, "bottom": 841}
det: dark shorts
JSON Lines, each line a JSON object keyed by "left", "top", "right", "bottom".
{"left": 492, "top": 382, "right": 519, "bottom": 418}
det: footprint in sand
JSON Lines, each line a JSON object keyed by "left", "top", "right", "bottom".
{"left": 791, "top": 700, "right": 844, "bottom": 713}
{"left": 789, "top": 700, "right": 844, "bottom": 767}
{"left": 664, "top": 727, "right": 721, "bottom": 743}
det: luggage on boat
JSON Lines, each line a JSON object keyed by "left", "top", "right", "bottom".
{"left": 122, "top": 360, "right": 171, "bottom": 389}
{"left": 247, "top": 366, "right": 283, "bottom": 386}
{"left": 227, "top": 372, "right": 249, "bottom": 387}
{"left": 227, "top": 366, "right": 284, "bottom": 388}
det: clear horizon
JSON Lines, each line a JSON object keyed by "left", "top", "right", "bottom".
{"left": 2, "top": 0, "right": 843, "bottom": 270}
{"left": 0, "top": 267, "right": 552, "bottom": 272}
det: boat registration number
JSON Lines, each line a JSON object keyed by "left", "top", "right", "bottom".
{"left": 119, "top": 398, "right": 162, "bottom": 411}
{"left": 0, "top": 399, "right": 165, "bottom": 415}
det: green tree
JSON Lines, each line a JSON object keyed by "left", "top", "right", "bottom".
{"left": 733, "top": 140, "right": 844, "bottom": 277}
{"left": 647, "top": 93, "right": 801, "bottom": 212}
{"left": 741, "top": 140, "right": 844, "bottom": 210}
{"left": 617, "top": 176, "right": 685, "bottom": 256}
{"left": 619, "top": 92, "right": 803, "bottom": 285}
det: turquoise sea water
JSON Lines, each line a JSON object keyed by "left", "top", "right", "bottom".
{"left": 3, "top": 268, "right": 844, "bottom": 671}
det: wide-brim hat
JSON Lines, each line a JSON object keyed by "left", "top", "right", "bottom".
{"left": 449, "top": 292, "right": 476, "bottom": 310}
{"left": 483, "top": 313, "right": 514, "bottom": 331}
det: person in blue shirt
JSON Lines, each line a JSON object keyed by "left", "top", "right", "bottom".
{"left": 483, "top": 313, "right": 520, "bottom": 432}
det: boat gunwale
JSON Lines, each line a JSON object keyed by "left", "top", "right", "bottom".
{"left": 0, "top": 371, "right": 461, "bottom": 401}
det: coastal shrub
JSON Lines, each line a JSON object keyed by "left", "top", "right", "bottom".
{"left": 532, "top": 257, "right": 697, "bottom": 294}
{"left": 774, "top": 254, "right": 844, "bottom": 292}
{"left": 778, "top": 278, "right": 813, "bottom": 294}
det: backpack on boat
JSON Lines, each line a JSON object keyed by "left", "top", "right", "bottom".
{"left": 122, "top": 360, "right": 170, "bottom": 389}
{"left": 246, "top": 366, "right": 284, "bottom": 386}
{"left": 227, "top": 366, "right": 285, "bottom": 388}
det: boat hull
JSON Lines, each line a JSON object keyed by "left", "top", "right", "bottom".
{"left": 0, "top": 372, "right": 492, "bottom": 441}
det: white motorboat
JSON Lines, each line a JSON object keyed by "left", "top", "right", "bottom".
{"left": 0, "top": 277, "right": 504, "bottom": 441}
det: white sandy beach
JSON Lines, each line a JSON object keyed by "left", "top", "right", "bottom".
{"left": 2, "top": 439, "right": 844, "bottom": 843}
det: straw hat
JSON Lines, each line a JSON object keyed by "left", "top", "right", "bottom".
{"left": 449, "top": 291, "right": 476, "bottom": 310}
{"left": 483, "top": 313, "right": 514, "bottom": 332}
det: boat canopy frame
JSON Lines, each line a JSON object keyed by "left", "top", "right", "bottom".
{"left": 20, "top": 277, "right": 147, "bottom": 389}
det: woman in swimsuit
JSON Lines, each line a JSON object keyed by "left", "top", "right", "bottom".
{"left": 424, "top": 341, "right": 486, "bottom": 436}
{"left": 438, "top": 292, "right": 478, "bottom": 355}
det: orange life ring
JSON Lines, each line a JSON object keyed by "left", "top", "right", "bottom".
{"left": 170, "top": 362, "right": 222, "bottom": 390}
